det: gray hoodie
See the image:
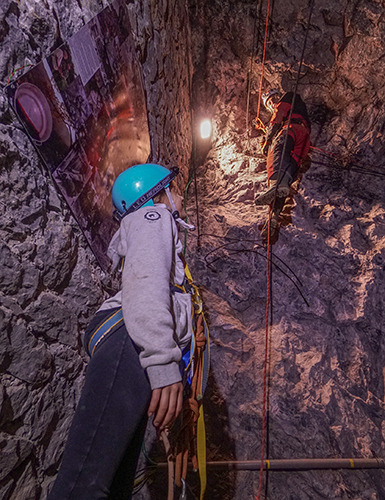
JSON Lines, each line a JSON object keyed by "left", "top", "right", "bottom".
{"left": 98, "top": 204, "right": 193, "bottom": 389}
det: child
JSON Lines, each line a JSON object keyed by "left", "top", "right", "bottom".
{"left": 48, "top": 164, "right": 194, "bottom": 499}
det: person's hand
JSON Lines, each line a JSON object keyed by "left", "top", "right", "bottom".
{"left": 148, "top": 382, "right": 183, "bottom": 430}
{"left": 252, "top": 117, "right": 267, "bottom": 134}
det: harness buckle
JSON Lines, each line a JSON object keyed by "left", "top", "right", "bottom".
{"left": 179, "top": 478, "right": 187, "bottom": 500}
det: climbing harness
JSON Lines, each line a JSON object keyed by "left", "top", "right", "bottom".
{"left": 164, "top": 259, "right": 210, "bottom": 500}
{"left": 252, "top": 116, "right": 267, "bottom": 134}
{"left": 272, "top": 118, "right": 311, "bottom": 166}
{"left": 86, "top": 308, "right": 124, "bottom": 357}
{"left": 86, "top": 260, "right": 210, "bottom": 499}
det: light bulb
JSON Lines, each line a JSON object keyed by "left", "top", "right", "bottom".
{"left": 200, "top": 119, "right": 212, "bottom": 139}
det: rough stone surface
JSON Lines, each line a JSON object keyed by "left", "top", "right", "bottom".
{"left": 179, "top": 0, "right": 385, "bottom": 498}
{"left": 126, "top": 0, "right": 193, "bottom": 186}
{"left": 1, "top": 0, "right": 385, "bottom": 499}
{"left": 0, "top": 1, "right": 192, "bottom": 499}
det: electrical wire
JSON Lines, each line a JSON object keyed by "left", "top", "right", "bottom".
{"left": 193, "top": 166, "right": 201, "bottom": 249}
{"left": 199, "top": 232, "right": 304, "bottom": 287}
{"left": 204, "top": 245, "right": 309, "bottom": 307}
{"left": 200, "top": 233, "right": 304, "bottom": 286}
{"left": 309, "top": 158, "right": 385, "bottom": 177}
{"left": 310, "top": 147, "right": 385, "bottom": 178}
{"left": 6, "top": 63, "right": 32, "bottom": 85}
{"left": 186, "top": 231, "right": 309, "bottom": 306}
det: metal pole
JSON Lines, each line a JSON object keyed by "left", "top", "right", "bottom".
{"left": 157, "top": 458, "right": 385, "bottom": 472}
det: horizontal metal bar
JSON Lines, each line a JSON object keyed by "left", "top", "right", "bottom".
{"left": 156, "top": 458, "right": 385, "bottom": 472}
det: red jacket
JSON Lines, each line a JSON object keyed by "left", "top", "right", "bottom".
{"left": 266, "top": 93, "right": 311, "bottom": 178}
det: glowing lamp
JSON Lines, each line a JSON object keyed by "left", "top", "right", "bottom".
{"left": 200, "top": 119, "right": 212, "bottom": 139}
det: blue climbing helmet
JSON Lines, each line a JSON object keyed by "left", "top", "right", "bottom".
{"left": 112, "top": 164, "right": 179, "bottom": 220}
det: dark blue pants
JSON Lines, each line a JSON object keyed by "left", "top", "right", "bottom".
{"left": 48, "top": 308, "right": 152, "bottom": 500}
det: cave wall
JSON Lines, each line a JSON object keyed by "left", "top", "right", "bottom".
{"left": 0, "top": 1, "right": 192, "bottom": 498}
{"left": 2, "top": 0, "right": 385, "bottom": 499}
{"left": 185, "top": 0, "right": 385, "bottom": 499}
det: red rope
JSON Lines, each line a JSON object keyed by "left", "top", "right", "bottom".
{"left": 255, "top": 207, "right": 272, "bottom": 500}
{"left": 309, "top": 145, "right": 340, "bottom": 158}
{"left": 254, "top": 3, "right": 315, "bottom": 496}
{"left": 254, "top": 3, "right": 272, "bottom": 498}
{"left": 255, "top": 0, "right": 272, "bottom": 122}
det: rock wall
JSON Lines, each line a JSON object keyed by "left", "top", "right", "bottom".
{"left": 184, "top": 0, "right": 385, "bottom": 498}
{"left": 0, "top": 1, "right": 192, "bottom": 498}
{"left": 126, "top": 0, "right": 193, "bottom": 186}
{"left": 2, "top": 0, "right": 385, "bottom": 498}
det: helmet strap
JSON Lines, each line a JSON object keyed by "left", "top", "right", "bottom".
{"left": 165, "top": 187, "right": 195, "bottom": 231}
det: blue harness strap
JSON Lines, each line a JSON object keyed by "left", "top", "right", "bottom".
{"left": 87, "top": 308, "right": 124, "bottom": 356}
{"left": 87, "top": 280, "right": 210, "bottom": 400}
{"left": 172, "top": 280, "right": 210, "bottom": 397}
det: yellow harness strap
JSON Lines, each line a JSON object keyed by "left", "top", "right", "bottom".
{"left": 197, "top": 404, "right": 207, "bottom": 499}
{"left": 181, "top": 260, "right": 208, "bottom": 499}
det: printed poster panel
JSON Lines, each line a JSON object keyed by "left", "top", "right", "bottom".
{"left": 6, "top": 0, "right": 150, "bottom": 270}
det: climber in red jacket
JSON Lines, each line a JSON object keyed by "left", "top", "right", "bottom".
{"left": 254, "top": 89, "right": 311, "bottom": 241}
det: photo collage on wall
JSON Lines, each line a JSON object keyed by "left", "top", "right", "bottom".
{"left": 6, "top": 0, "right": 151, "bottom": 269}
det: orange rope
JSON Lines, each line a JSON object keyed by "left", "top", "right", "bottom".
{"left": 255, "top": 3, "right": 272, "bottom": 497}
{"left": 172, "top": 315, "right": 206, "bottom": 489}
{"left": 255, "top": 206, "right": 272, "bottom": 500}
{"left": 255, "top": 0, "right": 272, "bottom": 122}
{"left": 309, "top": 145, "right": 339, "bottom": 157}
